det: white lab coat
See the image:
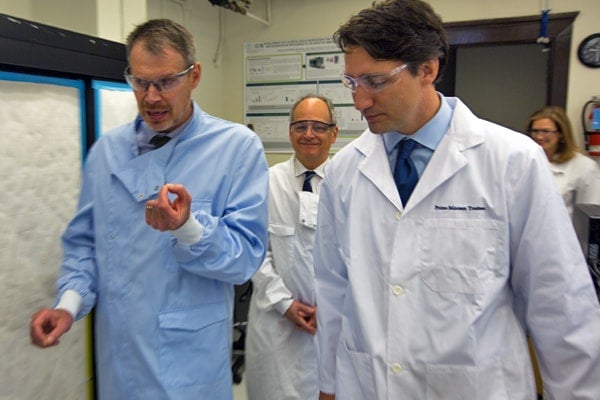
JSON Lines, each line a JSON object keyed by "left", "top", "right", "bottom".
{"left": 550, "top": 152, "right": 600, "bottom": 219}
{"left": 314, "top": 98, "right": 600, "bottom": 400}
{"left": 246, "top": 156, "right": 326, "bottom": 400}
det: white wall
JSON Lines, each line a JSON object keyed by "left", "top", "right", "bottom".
{"left": 31, "top": 0, "right": 97, "bottom": 36}
{"left": 0, "top": 0, "right": 225, "bottom": 117}
{"left": 2, "top": 0, "right": 598, "bottom": 131}
{"left": 221, "top": 0, "right": 600, "bottom": 140}
{"left": 96, "top": 0, "right": 147, "bottom": 43}
{"left": 0, "top": 0, "right": 32, "bottom": 20}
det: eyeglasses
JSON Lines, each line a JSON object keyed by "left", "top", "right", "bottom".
{"left": 527, "top": 129, "right": 559, "bottom": 135}
{"left": 124, "top": 64, "right": 194, "bottom": 92}
{"left": 290, "top": 120, "right": 336, "bottom": 135}
{"left": 341, "top": 64, "right": 408, "bottom": 93}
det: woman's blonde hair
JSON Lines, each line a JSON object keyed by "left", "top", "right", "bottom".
{"left": 526, "top": 106, "right": 578, "bottom": 163}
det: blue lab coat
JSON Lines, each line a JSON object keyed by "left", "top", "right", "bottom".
{"left": 56, "top": 103, "right": 269, "bottom": 399}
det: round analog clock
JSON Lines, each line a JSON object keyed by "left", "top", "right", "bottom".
{"left": 578, "top": 33, "right": 600, "bottom": 68}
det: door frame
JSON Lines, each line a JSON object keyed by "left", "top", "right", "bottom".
{"left": 442, "top": 12, "right": 578, "bottom": 107}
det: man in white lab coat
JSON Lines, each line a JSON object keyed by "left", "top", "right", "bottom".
{"left": 246, "top": 94, "right": 338, "bottom": 399}
{"left": 314, "top": 1, "right": 600, "bottom": 399}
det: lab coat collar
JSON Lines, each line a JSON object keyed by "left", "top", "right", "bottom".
{"left": 353, "top": 98, "right": 485, "bottom": 212}
{"left": 549, "top": 160, "right": 566, "bottom": 175}
{"left": 109, "top": 102, "right": 203, "bottom": 203}
{"left": 353, "top": 132, "right": 403, "bottom": 210}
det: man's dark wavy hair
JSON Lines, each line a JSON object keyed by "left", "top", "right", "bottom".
{"left": 333, "top": 0, "right": 449, "bottom": 84}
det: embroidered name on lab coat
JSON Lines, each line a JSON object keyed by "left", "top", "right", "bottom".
{"left": 434, "top": 205, "right": 487, "bottom": 211}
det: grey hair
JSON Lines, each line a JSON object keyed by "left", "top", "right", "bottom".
{"left": 126, "top": 19, "right": 196, "bottom": 66}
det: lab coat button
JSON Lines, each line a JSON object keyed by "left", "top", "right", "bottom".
{"left": 392, "top": 285, "right": 404, "bottom": 296}
{"left": 391, "top": 363, "right": 403, "bottom": 373}
{"left": 395, "top": 211, "right": 402, "bottom": 220}
{"left": 137, "top": 193, "right": 144, "bottom": 200}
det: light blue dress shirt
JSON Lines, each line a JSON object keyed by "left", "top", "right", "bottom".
{"left": 383, "top": 94, "right": 452, "bottom": 177}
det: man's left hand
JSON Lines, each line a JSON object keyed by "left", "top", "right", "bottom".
{"left": 145, "top": 184, "right": 191, "bottom": 231}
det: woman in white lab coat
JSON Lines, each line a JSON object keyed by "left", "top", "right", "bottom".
{"left": 526, "top": 105, "right": 600, "bottom": 219}
{"left": 245, "top": 95, "right": 338, "bottom": 400}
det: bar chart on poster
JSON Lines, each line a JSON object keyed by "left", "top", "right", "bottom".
{"left": 244, "top": 38, "right": 367, "bottom": 152}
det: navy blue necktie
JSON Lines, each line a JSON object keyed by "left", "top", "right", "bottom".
{"left": 150, "top": 134, "right": 171, "bottom": 149}
{"left": 394, "top": 139, "right": 418, "bottom": 206}
{"left": 303, "top": 171, "right": 316, "bottom": 192}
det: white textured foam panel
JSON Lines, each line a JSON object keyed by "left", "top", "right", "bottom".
{"left": 0, "top": 78, "right": 87, "bottom": 400}
{"left": 98, "top": 86, "right": 138, "bottom": 133}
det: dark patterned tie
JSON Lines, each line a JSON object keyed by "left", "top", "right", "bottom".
{"left": 303, "top": 170, "right": 316, "bottom": 192}
{"left": 150, "top": 135, "right": 171, "bottom": 149}
{"left": 393, "top": 139, "right": 418, "bottom": 206}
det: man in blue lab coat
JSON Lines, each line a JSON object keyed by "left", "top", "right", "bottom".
{"left": 30, "top": 19, "right": 268, "bottom": 399}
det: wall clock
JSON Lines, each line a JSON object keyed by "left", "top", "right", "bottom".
{"left": 578, "top": 33, "right": 600, "bottom": 68}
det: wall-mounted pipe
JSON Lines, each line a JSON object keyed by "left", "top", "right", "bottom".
{"left": 245, "top": 0, "right": 271, "bottom": 27}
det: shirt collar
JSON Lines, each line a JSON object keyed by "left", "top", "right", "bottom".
{"left": 136, "top": 116, "right": 190, "bottom": 143}
{"left": 293, "top": 155, "right": 329, "bottom": 178}
{"left": 135, "top": 102, "right": 195, "bottom": 151}
{"left": 383, "top": 94, "right": 452, "bottom": 154}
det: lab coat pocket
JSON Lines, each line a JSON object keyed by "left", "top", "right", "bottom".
{"left": 426, "top": 361, "right": 509, "bottom": 400}
{"left": 426, "top": 364, "right": 477, "bottom": 400}
{"left": 420, "top": 219, "right": 502, "bottom": 294}
{"left": 269, "top": 223, "right": 295, "bottom": 236}
{"left": 158, "top": 303, "right": 229, "bottom": 388}
{"left": 298, "top": 191, "right": 319, "bottom": 229}
{"left": 336, "top": 340, "right": 377, "bottom": 399}
{"left": 268, "top": 223, "right": 295, "bottom": 267}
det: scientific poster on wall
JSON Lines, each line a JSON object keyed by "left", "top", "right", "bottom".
{"left": 244, "top": 38, "right": 367, "bottom": 152}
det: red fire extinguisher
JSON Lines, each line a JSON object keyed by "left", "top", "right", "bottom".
{"left": 582, "top": 96, "right": 600, "bottom": 158}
